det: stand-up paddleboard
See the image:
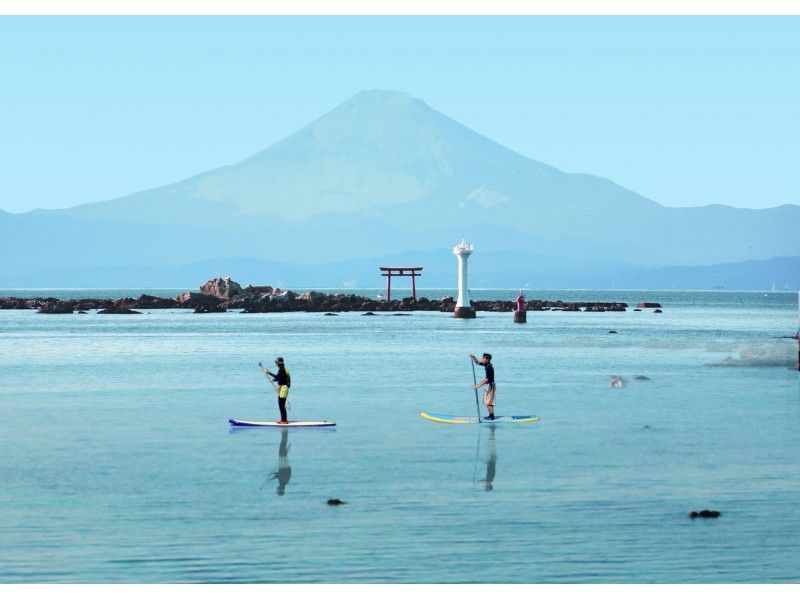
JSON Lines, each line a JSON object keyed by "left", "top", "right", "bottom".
{"left": 420, "top": 412, "right": 540, "bottom": 424}
{"left": 229, "top": 419, "right": 336, "bottom": 428}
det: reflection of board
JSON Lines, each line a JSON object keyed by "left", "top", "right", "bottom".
{"left": 229, "top": 419, "right": 336, "bottom": 428}
{"left": 419, "top": 412, "right": 540, "bottom": 424}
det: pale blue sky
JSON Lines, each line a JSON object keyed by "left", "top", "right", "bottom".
{"left": 1, "top": 16, "right": 798, "bottom": 212}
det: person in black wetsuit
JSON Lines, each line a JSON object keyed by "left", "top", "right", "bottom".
{"left": 262, "top": 357, "right": 291, "bottom": 424}
{"left": 470, "top": 352, "right": 496, "bottom": 420}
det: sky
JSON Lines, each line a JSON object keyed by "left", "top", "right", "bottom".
{"left": 0, "top": 16, "right": 798, "bottom": 213}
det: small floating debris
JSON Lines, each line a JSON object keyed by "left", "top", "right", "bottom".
{"left": 634, "top": 375, "right": 651, "bottom": 381}
{"left": 610, "top": 375, "right": 627, "bottom": 388}
{"left": 392, "top": 313, "right": 411, "bottom": 316}
{"left": 690, "top": 510, "right": 720, "bottom": 519}
{"left": 323, "top": 312, "right": 338, "bottom": 316}
{"left": 633, "top": 308, "right": 642, "bottom": 312}
{"left": 608, "top": 330, "right": 618, "bottom": 334}
{"left": 654, "top": 309, "right": 663, "bottom": 313}
{"left": 327, "top": 498, "right": 346, "bottom": 506}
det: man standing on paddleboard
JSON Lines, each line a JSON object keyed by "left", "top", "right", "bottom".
{"left": 261, "top": 357, "right": 291, "bottom": 424}
{"left": 470, "top": 353, "right": 496, "bottom": 420}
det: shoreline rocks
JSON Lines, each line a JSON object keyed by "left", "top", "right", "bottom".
{"left": 1, "top": 278, "right": 629, "bottom": 314}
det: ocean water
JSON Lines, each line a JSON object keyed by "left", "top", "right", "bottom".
{"left": 0, "top": 290, "right": 798, "bottom": 583}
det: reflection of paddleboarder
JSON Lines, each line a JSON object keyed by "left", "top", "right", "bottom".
{"left": 270, "top": 429, "right": 292, "bottom": 495}
{"left": 481, "top": 425, "right": 497, "bottom": 491}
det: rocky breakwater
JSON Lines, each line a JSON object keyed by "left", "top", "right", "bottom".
{"left": 473, "top": 299, "right": 627, "bottom": 312}
{"left": 0, "top": 294, "right": 177, "bottom": 314}
{"left": 209, "top": 285, "right": 627, "bottom": 313}
{"left": 1, "top": 277, "right": 628, "bottom": 314}
{"left": 227, "top": 288, "right": 458, "bottom": 313}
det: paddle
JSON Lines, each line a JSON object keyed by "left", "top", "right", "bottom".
{"left": 470, "top": 355, "right": 482, "bottom": 423}
{"left": 258, "top": 361, "right": 278, "bottom": 390}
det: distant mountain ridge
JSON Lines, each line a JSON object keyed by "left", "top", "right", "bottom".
{"left": 1, "top": 249, "right": 797, "bottom": 292}
{"left": 2, "top": 89, "right": 799, "bottom": 285}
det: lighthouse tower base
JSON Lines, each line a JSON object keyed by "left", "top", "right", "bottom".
{"left": 454, "top": 306, "right": 476, "bottom": 319}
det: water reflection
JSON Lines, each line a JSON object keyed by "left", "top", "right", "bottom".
{"left": 475, "top": 424, "right": 497, "bottom": 491}
{"left": 268, "top": 429, "right": 292, "bottom": 495}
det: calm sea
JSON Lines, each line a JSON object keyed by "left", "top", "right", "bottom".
{"left": 0, "top": 289, "right": 798, "bottom": 583}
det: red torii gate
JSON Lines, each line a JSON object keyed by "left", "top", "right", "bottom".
{"left": 379, "top": 266, "right": 423, "bottom": 301}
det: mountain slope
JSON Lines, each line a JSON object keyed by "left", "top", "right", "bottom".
{"left": 5, "top": 89, "right": 799, "bottom": 272}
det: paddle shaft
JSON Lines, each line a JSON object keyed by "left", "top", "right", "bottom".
{"left": 470, "top": 357, "right": 481, "bottom": 422}
{"left": 260, "top": 364, "right": 278, "bottom": 389}
{"left": 260, "top": 364, "right": 291, "bottom": 411}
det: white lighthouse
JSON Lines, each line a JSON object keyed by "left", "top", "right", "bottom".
{"left": 453, "top": 239, "right": 476, "bottom": 318}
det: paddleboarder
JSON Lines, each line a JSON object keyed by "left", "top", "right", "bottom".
{"left": 260, "top": 357, "right": 291, "bottom": 424}
{"left": 470, "top": 353, "right": 496, "bottom": 420}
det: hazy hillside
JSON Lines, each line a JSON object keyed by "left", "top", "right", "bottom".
{"left": 2, "top": 90, "right": 799, "bottom": 284}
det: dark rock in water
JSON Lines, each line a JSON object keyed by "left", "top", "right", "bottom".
{"left": 326, "top": 498, "right": 346, "bottom": 506}
{"left": 200, "top": 276, "right": 242, "bottom": 300}
{"left": 362, "top": 312, "right": 376, "bottom": 316}
{"left": 634, "top": 308, "right": 642, "bottom": 312}
{"left": 133, "top": 294, "right": 177, "bottom": 309}
{"left": 323, "top": 312, "right": 338, "bottom": 316}
{"left": 194, "top": 304, "right": 226, "bottom": 313}
{"left": 637, "top": 302, "right": 662, "bottom": 308}
{"left": 608, "top": 330, "right": 618, "bottom": 334}
{"left": 37, "top": 301, "right": 74, "bottom": 314}
{"left": 393, "top": 313, "right": 411, "bottom": 316}
{"left": 690, "top": 510, "right": 721, "bottom": 519}
{"left": 0, "top": 297, "right": 34, "bottom": 309}
{"left": 175, "top": 291, "right": 224, "bottom": 310}
{"left": 634, "top": 375, "right": 651, "bottom": 380}
{"left": 643, "top": 425, "right": 651, "bottom": 429}
{"left": 654, "top": 309, "right": 663, "bottom": 313}
{"left": 77, "top": 310, "right": 88, "bottom": 314}
{"left": 98, "top": 307, "right": 141, "bottom": 314}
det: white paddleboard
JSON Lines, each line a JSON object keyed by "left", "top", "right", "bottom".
{"left": 419, "top": 412, "right": 540, "bottom": 424}
{"left": 229, "top": 419, "right": 336, "bottom": 428}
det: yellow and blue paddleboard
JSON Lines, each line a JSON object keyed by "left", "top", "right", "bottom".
{"left": 419, "top": 412, "right": 540, "bottom": 424}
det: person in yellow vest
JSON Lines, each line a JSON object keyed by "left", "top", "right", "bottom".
{"left": 260, "top": 357, "right": 291, "bottom": 424}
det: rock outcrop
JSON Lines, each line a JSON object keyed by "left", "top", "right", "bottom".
{"left": 200, "top": 277, "right": 243, "bottom": 300}
{"left": 37, "top": 301, "right": 74, "bottom": 314}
